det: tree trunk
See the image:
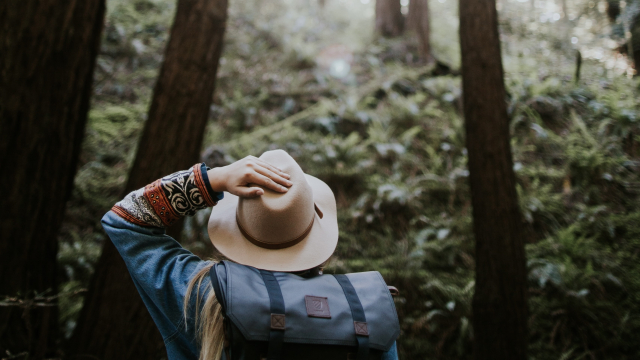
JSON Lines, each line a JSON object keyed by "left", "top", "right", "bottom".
{"left": 575, "top": 50, "right": 582, "bottom": 83}
{"left": 561, "top": 0, "right": 569, "bottom": 22}
{"left": 459, "top": 1, "right": 528, "bottom": 360}
{"left": 376, "top": 0, "right": 405, "bottom": 37}
{"left": 606, "top": 0, "right": 620, "bottom": 23}
{"left": 631, "top": 15, "right": 640, "bottom": 73}
{"left": 559, "top": 0, "right": 573, "bottom": 51}
{"left": 406, "top": 0, "right": 431, "bottom": 61}
{"left": 0, "top": 1, "right": 105, "bottom": 358}
{"left": 68, "top": 0, "right": 228, "bottom": 358}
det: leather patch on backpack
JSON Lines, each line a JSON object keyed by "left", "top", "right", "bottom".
{"left": 354, "top": 321, "right": 369, "bottom": 336}
{"left": 305, "top": 295, "right": 331, "bottom": 318}
{"left": 271, "top": 314, "right": 286, "bottom": 330}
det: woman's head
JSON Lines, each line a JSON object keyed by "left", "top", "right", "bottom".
{"left": 207, "top": 150, "right": 338, "bottom": 272}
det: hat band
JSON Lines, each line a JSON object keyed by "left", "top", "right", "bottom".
{"left": 236, "top": 213, "right": 315, "bottom": 250}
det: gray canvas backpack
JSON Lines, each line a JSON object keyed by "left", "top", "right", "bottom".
{"left": 209, "top": 261, "right": 401, "bottom": 360}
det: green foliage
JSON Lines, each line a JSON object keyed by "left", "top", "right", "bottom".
{"left": 58, "top": 0, "right": 640, "bottom": 358}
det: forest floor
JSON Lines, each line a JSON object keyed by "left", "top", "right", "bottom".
{"left": 58, "top": 0, "right": 640, "bottom": 359}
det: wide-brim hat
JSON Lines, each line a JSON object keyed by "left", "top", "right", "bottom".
{"left": 208, "top": 150, "right": 338, "bottom": 272}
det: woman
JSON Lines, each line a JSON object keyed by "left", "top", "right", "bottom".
{"left": 104, "top": 149, "right": 399, "bottom": 360}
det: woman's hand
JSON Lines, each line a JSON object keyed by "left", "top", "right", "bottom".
{"left": 207, "top": 156, "right": 292, "bottom": 198}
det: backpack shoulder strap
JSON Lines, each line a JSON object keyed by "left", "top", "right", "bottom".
{"left": 208, "top": 263, "right": 232, "bottom": 360}
{"left": 333, "top": 274, "right": 370, "bottom": 360}
{"left": 259, "top": 270, "right": 286, "bottom": 360}
{"left": 209, "top": 263, "right": 226, "bottom": 314}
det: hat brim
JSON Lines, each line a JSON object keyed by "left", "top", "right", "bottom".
{"left": 208, "top": 174, "right": 338, "bottom": 272}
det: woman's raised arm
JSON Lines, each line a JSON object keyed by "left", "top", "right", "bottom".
{"left": 103, "top": 160, "right": 291, "bottom": 347}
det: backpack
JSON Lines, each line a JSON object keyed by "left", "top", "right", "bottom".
{"left": 209, "top": 261, "right": 401, "bottom": 360}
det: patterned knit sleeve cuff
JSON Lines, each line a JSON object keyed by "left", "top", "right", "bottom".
{"left": 111, "top": 163, "right": 224, "bottom": 228}
{"left": 112, "top": 188, "right": 164, "bottom": 228}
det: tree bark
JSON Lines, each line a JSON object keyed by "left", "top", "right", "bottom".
{"left": 606, "top": 0, "right": 620, "bottom": 23}
{"left": 631, "top": 15, "right": 640, "bottom": 73}
{"left": 459, "top": 1, "right": 528, "bottom": 360}
{"left": 68, "top": 0, "right": 228, "bottom": 358}
{"left": 376, "top": 0, "right": 405, "bottom": 37}
{"left": 574, "top": 50, "right": 582, "bottom": 83}
{"left": 0, "top": 1, "right": 105, "bottom": 358}
{"left": 406, "top": 0, "right": 431, "bottom": 61}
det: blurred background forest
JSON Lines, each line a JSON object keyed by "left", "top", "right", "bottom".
{"left": 2, "top": 0, "right": 640, "bottom": 359}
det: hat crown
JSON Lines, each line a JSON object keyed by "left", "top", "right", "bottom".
{"left": 236, "top": 150, "right": 315, "bottom": 246}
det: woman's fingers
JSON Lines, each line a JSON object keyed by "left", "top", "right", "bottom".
{"left": 235, "top": 186, "right": 264, "bottom": 198}
{"left": 229, "top": 156, "right": 292, "bottom": 198}
{"left": 248, "top": 172, "right": 289, "bottom": 193}
{"left": 254, "top": 165, "right": 292, "bottom": 188}
{"left": 250, "top": 156, "right": 291, "bottom": 179}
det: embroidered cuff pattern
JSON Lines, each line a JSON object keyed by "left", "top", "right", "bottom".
{"left": 112, "top": 163, "right": 222, "bottom": 227}
{"left": 112, "top": 188, "right": 164, "bottom": 228}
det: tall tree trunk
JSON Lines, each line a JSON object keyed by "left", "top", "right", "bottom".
{"left": 560, "top": 0, "right": 569, "bottom": 22}
{"left": 559, "top": 0, "right": 573, "bottom": 51}
{"left": 0, "top": 1, "right": 105, "bottom": 358}
{"left": 631, "top": 15, "right": 640, "bottom": 73}
{"left": 606, "top": 0, "right": 620, "bottom": 23}
{"left": 376, "top": 0, "right": 405, "bottom": 37}
{"left": 459, "top": 1, "right": 528, "bottom": 360}
{"left": 406, "top": 0, "right": 431, "bottom": 61}
{"left": 68, "top": 0, "right": 228, "bottom": 358}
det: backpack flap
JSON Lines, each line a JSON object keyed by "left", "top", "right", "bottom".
{"left": 212, "top": 261, "right": 400, "bottom": 352}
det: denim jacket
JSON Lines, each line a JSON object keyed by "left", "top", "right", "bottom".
{"left": 104, "top": 163, "right": 399, "bottom": 360}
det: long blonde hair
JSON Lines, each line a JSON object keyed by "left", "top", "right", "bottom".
{"left": 183, "top": 262, "right": 225, "bottom": 360}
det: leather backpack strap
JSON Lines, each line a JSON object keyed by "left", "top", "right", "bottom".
{"left": 209, "top": 264, "right": 232, "bottom": 360}
{"left": 333, "top": 274, "right": 370, "bottom": 360}
{"left": 260, "top": 270, "right": 286, "bottom": 360}
{"left": 209, "top": 264, "right": 226, "bottom": 313}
